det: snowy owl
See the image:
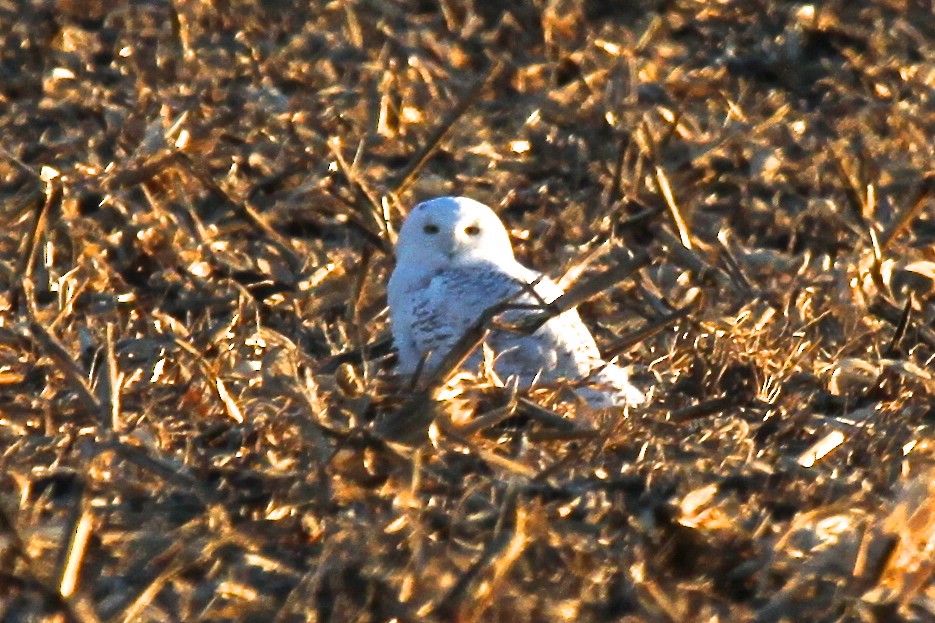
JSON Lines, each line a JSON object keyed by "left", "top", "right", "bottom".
{"left": 387, "top": 196, "right": 645, "bottom": 407}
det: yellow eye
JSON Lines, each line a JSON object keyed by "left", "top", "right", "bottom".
{"left": 423, "top": 224, "right": 439, "bottom": 234}
{"left": 464, "top": 225, "right": 480, "bottom": 236}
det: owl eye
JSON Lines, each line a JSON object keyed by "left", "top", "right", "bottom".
{"left": 423, "top": 224, "right": 439, "bottom": 234}
{"left": 464, "top": 225, "right": 480, "bottom": 236}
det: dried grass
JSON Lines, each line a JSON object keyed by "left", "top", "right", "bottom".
{"left": 1, "top": 1, "right": 933, "bottom": 621}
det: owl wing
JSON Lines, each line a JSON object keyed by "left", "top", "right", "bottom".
{"left": 407, "top": 263, "right": 601, "bottom": 382}
{"left": 407, "top": 264, "right": 527, "bottom": 375}
{"left": 491, "top": 272, "right": 606, "bottom": 384}
{"left": 401, "top": 261, "right": 644, "bottom": 406}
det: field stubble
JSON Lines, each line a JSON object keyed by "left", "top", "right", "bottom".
{"left": 0, "top": 1, "right": 934, "bottom": 621}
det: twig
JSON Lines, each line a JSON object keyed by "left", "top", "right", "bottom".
{"left": 0, "top": 143, "right": 43, "bottom": 180}
{"left": 350, "top": 246, "right": 374, "bottom": 383}
{"left": 606, "top": 130, "right": 632, "bottom": 210}
{"left": 870, "top": 296, "right": 935, "bottom": 350}
{"left": 639, "top": 119, "right": 693, "bottom": 249}
{"left": 322, "top": 187, "right": 393, "bottom": 253}
{"left": 670, "top": 396, "right": 741, "bottom": 422}
{"left": 507, "top": 250, "right": 650, "bottom": 334}
{"left": 174, "top": 152, "right": 303, "bottom": 272}
{"left": 716, "top": 228, "right": 755, "bottom": 293}
{"left": 390, "top": 61, "right": 504, "bottom": 197}
{"left": 879, "top": 175, "right": 934, "bottom": 251}
{"left": 111, "top": 545, "right": 186, "bottom": 623}
{"left": 435, "top": 494, "right": 528, "bottom": 622}
{"left": 655, "top": 228, "right": 738, "bottom": 294}
{"left": 615, "top": 202, "right": 664, "bottom": 231}
{"left": 101, "top": 440, "right": 210, "bottom": 500}
{"left": 603, "top": 289, "right": 703, "bottom": 358}
{"left": 377, "top": 294, "right": 519, "bottom": 443}
{"left": 58, "top": 503, "right": 93, "bottom": 599}
{"left": 0, "top": 505, "right": 88, "bottom": 623}
{"left": 23, "top": 279, "right": 102, "bottom": 416}
{"left": 655, "top": 163, "right": 692, "bottom": 249}
{"left": 450, "top": 401, "right": 519, "bottom": 436}
{"left": 103, "top": 151, "right": 178, "bottom": 190}
{"left": 884, "top": 294, "right": 912, "bottom": 357}
{"left": 830, "top": 146, "right": 885, "bottom": 291}
{"left": 830, "top": 145, "right": 870, "bottom": 225}
{"left": 515, "top": 398, "right": 580, "bottom": 431}
{"left": 852, "top": 526, "right": 899, "bottom": 588}
{"left": 555, "top": 240, "right": 611, "bottom": 291}
{"left": 21, "top": 178, "right": 58, "bottom": 286}
{"left": 327, "top": 137, "right": 389, "bottom": 241}
{"left": 313, "top": 334, "right": 394, "bottom": 375}
{"left": 97, "top": 324, "right": 121, "bottom": 433}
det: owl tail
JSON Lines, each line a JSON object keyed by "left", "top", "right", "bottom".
{"left": 578, "top": 362, "right": 647, "bottom": 407}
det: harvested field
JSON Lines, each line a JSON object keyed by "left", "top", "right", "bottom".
{"left": 1, "top": 0, "right": 934, "bottom": 621}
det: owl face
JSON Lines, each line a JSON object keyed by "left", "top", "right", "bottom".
{"left": 395, "top": 197, "right": 515, "bottom": 269}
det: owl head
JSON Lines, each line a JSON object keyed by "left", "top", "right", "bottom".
{"left": 394, "top": 196, "right": 515, "bottom": 270}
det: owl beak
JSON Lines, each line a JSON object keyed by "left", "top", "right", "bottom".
{"left": 446, "top": 232, "right": 467, "bottom": 258}
{"left": 452, "top": 229, "right": 473, "bottom": 248}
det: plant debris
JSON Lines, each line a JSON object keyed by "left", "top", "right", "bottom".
{"left": 1, "top": 1, "right": 933, "bottom": 621}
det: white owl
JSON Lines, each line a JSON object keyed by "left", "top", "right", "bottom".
{"left": 387, "top": 196, "right": 645, "bottom": 407}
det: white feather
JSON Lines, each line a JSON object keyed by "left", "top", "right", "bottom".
{"left": 387, "top": 196, "right": 644, "bottom": 406}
